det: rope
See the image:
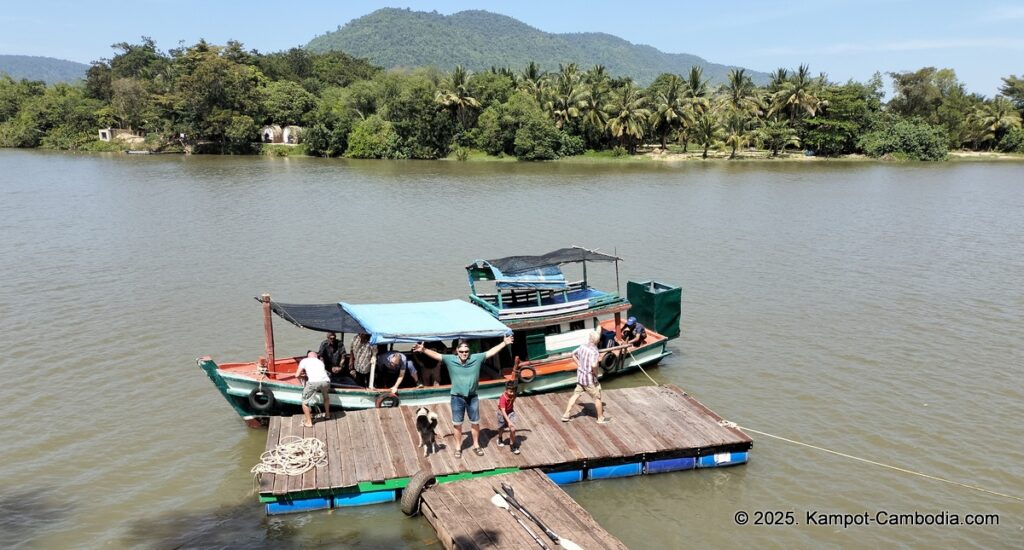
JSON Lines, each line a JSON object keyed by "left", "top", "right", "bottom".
{"left": 251, "top": 436, "right": 328, "bottom": 479}
{"left": 627, "top": 349, "right": 661, "bottom": 386}
{"left": 717, "top": 420, "right": 1024, "bottom": 503}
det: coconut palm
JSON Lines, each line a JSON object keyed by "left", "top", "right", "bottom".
{"left": 546, "top": 63, "right": 585, "bottom": 129}
{"left": 770, "top": 64, "right": 822, "bottom": 119}
{"left": 756, "top": 116, "right": 800, "bottom": 157}
{"left": 723, "top": 68, "right": 761, "bottom": 117}
{"left": 722, "top": 109, "right": 754, "bottom": 159}
{"left": 434, "top": 65, "right": 481, "bottom": 130}
{"left": 605, "top": 82, "right": 650, "bottom": 154}
{"left": 692, "top": 111, "right": 722, "bottom": 159}
{"left": 969, "top": 96, "right": 1022, "bottom": 148}
{"left": 649, "top": 74, "right": 691, "bottom": 150}
{"left": 518, "top": 61, "right": 547, "bottom": 103}
{"left": 579, "top": 73, "right": 611, "bottom": 148}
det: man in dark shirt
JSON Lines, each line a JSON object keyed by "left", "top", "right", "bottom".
{"left": 620, "top": 316, "right": 647, "bottom": 347}
{"left": 318, "top": 332, "right": 352, "bottom": 384}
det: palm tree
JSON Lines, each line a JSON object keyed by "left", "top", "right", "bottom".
{"left": 970, "top": 96, "right": 1022, "bottom": 148}
{"left": 692, "top": 111, "right": 722, "bottom": 159}
{"left": 678, "top": 66, "right": 711, "bottom": 152}
{"left": 649, "top": 74, "right": 691, "bottom": 149}
{"left": 580, "top": 72, "right": 611, "bottom": 148}
{"left": 770, "top": 64, "right": 822, "bottom": 119}
{"left": 518, "top": 61, "right": 547, "bottom": 103}
{"left": 434, "top": 65, "right": 481, "bottom": 130}
{"left": 756, "top": 116, "right": 800, "bottom": 157}
{"left": 605, "top": 82, "right": 650, "bottom": 154}
{"left": 546, "top": 63, "right": 585, "bottom": 129}
{"left": 722, "top": 109, "right": 754, "bottom": 159}
{"left": 723, "top": 68, "right": 760, "bottom": 117}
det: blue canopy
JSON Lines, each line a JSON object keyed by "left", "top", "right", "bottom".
{"left": 341, "top": 300, "right": 512, "bottom": 345}
{"left": 485, "top": 262, "right": 568, "bottom": 290}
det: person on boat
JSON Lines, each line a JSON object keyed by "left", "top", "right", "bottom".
{"left": 317, "top": 332, "right": 352, "bottom": 385}
{"left": 375, "top": 350, "right": 421, "bottom": 394}
{"left": 561, "top": 331, "right": 611, "bottom": 424}
{"left": 413, "top": 334, "right": 514, "bottom": 458}
{"left": 296, "top": 350, "right": 331, "bottom": 427}
{"left": 620, "top": 316, "right": 647, "bottom": 347}
{"left": 412, "top": 340, "right": 446, "bottom": 387}
{"left": 350, "top": 333, "right": 374, "bottom": 387}
{"left": 495, "top": 380, "right": 521, "bottom": 454}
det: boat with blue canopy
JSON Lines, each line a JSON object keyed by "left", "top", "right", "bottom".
{"left": 198, "top": 247, "right": 681, "bottom": 427}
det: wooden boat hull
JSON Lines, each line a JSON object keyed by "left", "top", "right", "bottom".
{"left": 198, "top": 335, "right": 671, "bottom": 427}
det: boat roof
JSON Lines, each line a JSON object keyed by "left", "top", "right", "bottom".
{"left": 270, "top": 301, "right": 365, "bottom": 333}
{"left": 341, "top": 299, "right": 512, "bottom": 345}
{"left": 468, "top": 247, "right": 622, "bottom": 290}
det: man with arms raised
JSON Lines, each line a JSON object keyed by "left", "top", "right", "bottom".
{"left": 413, "top": 335, "right": 513, "bottom": 458}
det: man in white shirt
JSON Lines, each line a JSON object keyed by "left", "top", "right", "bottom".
{"left": 296, "top": 350, "right": 332, "bottom": 427}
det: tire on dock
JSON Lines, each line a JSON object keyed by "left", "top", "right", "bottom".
{"left": 400, "top": 469, "right": 436, "bottom": 516}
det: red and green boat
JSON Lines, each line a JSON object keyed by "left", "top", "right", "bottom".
{"left": 198, "top": 247, "right": 681, "bottom": 427}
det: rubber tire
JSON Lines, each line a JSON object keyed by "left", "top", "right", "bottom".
{"left": 600, "top": 352, "right": 619, "bottom": 374}
{"left": 375, "top": 393, "right": 400, "bottom": 408}
{"left": 517, "top": 366, "right": 536, "bottom": 384}
{"left": 248, "top": 387, "right": 276, "bottom": 412}
{"left": 400, "top": 469, "right": 436, "bottom": 516}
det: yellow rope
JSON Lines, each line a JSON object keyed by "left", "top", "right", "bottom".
{"left": 627, "top": 349, "right": 661, "bottom": 386}
{"left": 718, "top": 420, "right": 1024, "bottom": 503}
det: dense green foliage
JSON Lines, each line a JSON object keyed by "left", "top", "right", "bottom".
{"left": 0, "top": 55, "right": 89, "bottom": 84}
{"left": 307, "top": 8, "right": 767, "bottom": 87}
{"left": 859, "top": 118, "right": 949, "bottom": 161}
{"left": 1, "top": 33, "right": 1020, "bottom": 162}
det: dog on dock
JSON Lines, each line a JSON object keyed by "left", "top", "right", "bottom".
{"left": 415, "top": 407, "right": 439, "bottom": 457}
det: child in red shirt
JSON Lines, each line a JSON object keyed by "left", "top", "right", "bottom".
{"left": 496, "top": 381, "right": 520, "bottom": 454}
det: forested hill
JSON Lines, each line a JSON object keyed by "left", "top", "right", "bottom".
{"left": 306, "top": 8, "right": 768, "bottom": 86}
{"left": 0, "top": 55, "right": 88, "bottom": 83}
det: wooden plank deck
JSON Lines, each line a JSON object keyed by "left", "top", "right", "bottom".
{"left": 421, "top": 469, "right": 628, "bottom": 550}
{"left": 258, "top": 384, "right": 752, "bottom": 497}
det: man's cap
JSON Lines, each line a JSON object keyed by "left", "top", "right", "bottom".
{"left": 626, "top": 316, "right": 637, "bottom": 326}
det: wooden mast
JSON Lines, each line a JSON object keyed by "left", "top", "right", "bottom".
{"left": 261, "top": 293, "right": 276, "bottom": 378}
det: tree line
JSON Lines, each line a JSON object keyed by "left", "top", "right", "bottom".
{"left": 1, "top": 38, "right": 1022, "bottom": 161}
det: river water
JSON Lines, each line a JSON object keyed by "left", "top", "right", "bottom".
{"left": 1, "top": 150, "right": 1021, "bottom": 548}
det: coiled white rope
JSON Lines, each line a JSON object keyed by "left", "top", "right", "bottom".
{"left": 251, "top": 436, "right": 328, "bottom": 478}
{"left": 718, "top": 420, "right": 1024, "bottom": 503}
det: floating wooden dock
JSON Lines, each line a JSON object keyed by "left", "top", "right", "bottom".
{"left": 421, "top": 469, "right": 627, "bottom": 549}
{"left": 257, "top": 384, "right": 752, "bottom": 514}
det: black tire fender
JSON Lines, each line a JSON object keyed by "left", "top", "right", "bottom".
{"left": 599, "top": 352, "right": 619, "bottom": 374}
{"left": 517, "top": 366, "right": 536, "bottom": 384}
{"left": 248, "top": 387, "right": 276, "bottom": 412}
{"left": 375, "top": 392, "right": 400, "bottom": 408}
{"left": 400, "top": 469, "right": 436, "bottom": 516}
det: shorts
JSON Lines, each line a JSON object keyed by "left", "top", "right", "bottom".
{"left": 573, "top": 383, "right": 602, "bottom": 400}
{"left": 496, "top": 410, "right": 517, "bottom": 429}
{"left": 450, "top": 394, "right": 480, "bottom": 425}
{"left": 301, "top": 381, "right": 329, "bottom": 405}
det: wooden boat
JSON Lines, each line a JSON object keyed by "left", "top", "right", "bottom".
{"left": 198, "top": 248, "right": 681, "bottom": 428}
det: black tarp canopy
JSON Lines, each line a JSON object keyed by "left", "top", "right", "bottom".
{"left": 478, "top": 247, "right": 622, "bottom": 275}
{"left": 268, "top": 301, "right": 366, "bottom": 333}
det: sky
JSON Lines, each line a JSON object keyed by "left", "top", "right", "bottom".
{"left": 2, "top": 0, "right": 1021, "bottom": 97}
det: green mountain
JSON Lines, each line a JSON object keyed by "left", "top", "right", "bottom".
{"left": 0, "top": 55, "right": 88, "bottom": 83}
{"left": 307, "top": 8, "right": 768, "bottom": 86}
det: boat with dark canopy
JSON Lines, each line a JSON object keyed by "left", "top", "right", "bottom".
{"left": 198, "top": 247, "right": 681, "bottom": 427}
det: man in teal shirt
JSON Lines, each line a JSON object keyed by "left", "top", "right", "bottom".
{"left": 414, "top": 334, "right": 513, "bottom": 458}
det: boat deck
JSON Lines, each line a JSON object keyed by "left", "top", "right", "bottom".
{"left": 257, "top": 384, "right": 752, "bottom": 513}
{"left": 421, "top": 469, "right": 627, "bottom": 549}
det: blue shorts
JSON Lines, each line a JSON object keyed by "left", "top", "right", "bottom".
{"left": 496, "top": 410, "right": 517, "bottom": 429}
{"left": 451, "top": 394, "right": 480, "bottom": 425}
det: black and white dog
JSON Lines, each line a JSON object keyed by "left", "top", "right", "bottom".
{"left": 415, "top": 407, "right": 439, "bottom": 457}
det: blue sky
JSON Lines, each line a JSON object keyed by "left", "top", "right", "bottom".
{"left": 2, "top": 0, "right": 1021, "bottom": 96}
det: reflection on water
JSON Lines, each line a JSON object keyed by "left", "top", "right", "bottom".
{"left": 0, "top": 150, "right": 1021, "bottom": 548}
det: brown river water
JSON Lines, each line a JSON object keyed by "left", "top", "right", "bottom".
{"left": 0, "top": 150, "right": 1021, "bottom": 548}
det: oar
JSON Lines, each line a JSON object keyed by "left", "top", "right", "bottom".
{"left": 497, "top": 484, "right": 584, "bottom": 550}
{"left": 491, "top": 493, "right": 549, "bottom": 549}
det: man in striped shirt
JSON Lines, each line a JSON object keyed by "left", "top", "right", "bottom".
{"left": 561, "top": 331, "right": 612, "bottom": 424}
